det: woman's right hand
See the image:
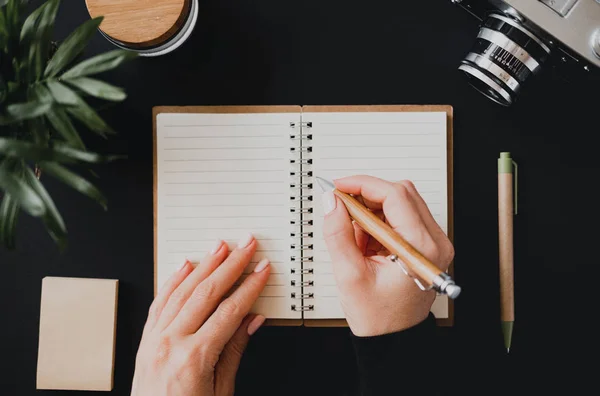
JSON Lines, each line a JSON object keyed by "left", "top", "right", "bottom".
{"left": 321, "top": 176, "right": 454, "bottom": 337}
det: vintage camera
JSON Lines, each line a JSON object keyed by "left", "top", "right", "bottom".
{"left": 451, "top": 0, "right": 600, "bottom": 105}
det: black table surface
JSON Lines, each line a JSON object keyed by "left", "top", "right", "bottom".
{"left": 2, "top": 0, "right": 598, "bottom": 394}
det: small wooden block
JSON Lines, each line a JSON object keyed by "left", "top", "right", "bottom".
{"left": 36, "top": 277, "right": 119, "bottom": 391}
{"left": 86, "top": 0, "right": 190, "bottom": 47}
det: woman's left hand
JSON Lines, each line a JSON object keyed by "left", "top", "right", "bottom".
{"left": 131, "top": 234, "right": 270, "bottom": 396}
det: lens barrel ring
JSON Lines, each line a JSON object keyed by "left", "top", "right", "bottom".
{"left": 459, "top": 13, "right": 552, "bottom": 106}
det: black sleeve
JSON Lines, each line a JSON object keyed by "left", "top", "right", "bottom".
{"left": 351, "top": 314, "right": 439, "bottom": 396}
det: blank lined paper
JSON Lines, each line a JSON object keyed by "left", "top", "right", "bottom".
{"left": 304, "top": 111, "right": 449, "bottom": 319}
{"left": 156, "top": 112, "right": 301, "bottom": 319}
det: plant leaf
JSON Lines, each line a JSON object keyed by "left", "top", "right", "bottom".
{"left": 4, "top": 101, "right": 51, "bottom": 123}
{"left": 34, "top": 0, "right": 61, "bottom": 79}
{"left": 61, "top": 49, "right": 137, "bottom": 79}
{"left": 0, "top": 73, "right": 6, "bottom": 104}
{"left": 19, "top": 0, "right": 45, "bottom": 41}
{"left": 0, "top": 161, "right": 46, "bottom": 217}
{"left": 35, "top": 79, "right": 85, "bottom": 148}
{"left": 66, "top": 77, "right": 126, "bottom": 101}
{"left": 44, "top": 16, "right": 103, "bottom": 78}
{"left": 19, "top": 0, "right": 59, "bottom": 81}
{"left": 66, "top": 92, "right": 114, "bottom": 137}
{"left": 0, "top": 193, "right": 19, "bottom": 249}
{"left": 0, "top": 138, "right": 123, "bottom": 164}
{"left": 32, "top": 82, "right": 53, "bottom": 103}
{"left": 0, "top": 9, "right": 7, "bottom": 44}
{"left": 45, "top": 107, "right": 86, "bottom": 150}
{"left": 23, "top": 166, "right": 67, "bottom": 250}
{"left": 41, "top": 162, "right": 107, "bottom": 210}
{"left": 46, "top": 80, "right": 78, "bottom": 105}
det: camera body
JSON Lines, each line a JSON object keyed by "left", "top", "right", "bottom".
{"left": 451, "top": 0, "right": 600, "bottom": 105}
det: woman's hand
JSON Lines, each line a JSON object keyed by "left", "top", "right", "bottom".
{"left": 322, "top": 176, "right": 454, "bottom": 337}
{"left": 131, "top": 234, "right": 270, "bottom": 396}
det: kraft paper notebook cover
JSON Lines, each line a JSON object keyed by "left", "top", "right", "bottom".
{"left": 153, "top": 105, "right": 454, "bottom": 326}
{"left": 36, "top": 277, "right": 119, "bottom": 391}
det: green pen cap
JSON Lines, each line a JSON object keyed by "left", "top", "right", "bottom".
{"left": 498, "top": 152, "right": 513, "bottom": 173}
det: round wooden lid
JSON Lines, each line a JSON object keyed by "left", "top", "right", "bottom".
{"left": 85, "top": 0, "right": 191, "bottom": 48}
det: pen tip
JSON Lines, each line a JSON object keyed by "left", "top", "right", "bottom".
{"left": 507, "top": 348, "right": 510, "bottom": 353}
{"left": 316, "top": 177, "right": 335, "bottom": 193}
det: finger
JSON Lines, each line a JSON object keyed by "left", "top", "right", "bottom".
{"left": 401, "top": 180, "right": 447, "bottom": 240}
{"left": 353, "top": 222, "right": 369, "bottom": 255}
{"left": 351, "top": 188, "right": 382, "bottom": 211}
{"left": 214, "top": 314, "right": 265, "bottom": 396}
{"left": 195, "top": 261, "right": 270, "bottom": 352}
{"left": 322, "top": 191, "right": 368, "bottom": 284}
{"left": 144, "top": 260, "right": 194, "bottom": 334}
{"left": 169, "top": 235, "right": 258, "bottom": 335}
{"left": 334, "top": 175, "right": 397, "bottom": 205}
{"left": 336, "top": 175, "right": 425, "bottom": 235}
{"left": 401, "top": 181, "right": 454, "bottom": 270}
{"left": 155, "top": 240, "right": 230, "bottom": 330}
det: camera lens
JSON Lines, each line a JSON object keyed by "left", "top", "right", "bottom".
{"left": 459, "top": 13, "right": 551, "bottom": 106}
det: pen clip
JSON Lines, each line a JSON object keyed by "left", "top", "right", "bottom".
{"left": 513, "top": 160, "right": 518, "bottom": 215}
{"left": 388, "top": 254, "right": 433, "bottom": 292}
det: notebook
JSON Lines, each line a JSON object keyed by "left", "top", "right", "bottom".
{"left": 36, "top": 277, "right": 119, "bottom": 391}
{"left": 153, "top": 105, "right": 454, "bottom": 326}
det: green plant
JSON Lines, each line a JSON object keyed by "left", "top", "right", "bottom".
{"left": 0, "top": 0, "right": 136, "bottom": 249}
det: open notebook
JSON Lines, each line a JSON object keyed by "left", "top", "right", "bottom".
{"left": 153, "top": 105, "right": 454, "bottom": 326}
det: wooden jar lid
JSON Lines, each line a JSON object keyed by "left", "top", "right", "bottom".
{"left": 85, "top": 0, "right": 191, "bottom": 48}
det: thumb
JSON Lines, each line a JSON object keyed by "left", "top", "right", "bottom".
{"left": 322, "top": 191, "right": 367, "bottom": 283}
{"left": 214, "top": 315, "right": 263, "bottom": 396}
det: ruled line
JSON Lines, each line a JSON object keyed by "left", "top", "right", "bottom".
{"left": 167, "top": 227, "right": 283, "bottom": 230}
{"left": 166, "top": 215, "right": 285, "bottom": 219}
{"left": 167, "top": 261, "right": 287, "bottom": 265}
{"left": 165, "top": 181, "right": 282, "bottom": 185}
{"left": 164, "top": 158, "right": 286, "bottom": 162}
{"left": 320, "top": 132, "right": 439, "bottom": 136}
{"left": 319, "top": 122, "right": 440, "bottom": 125}
{"left": 165, "top": 204, "right": 284, "bottom": 207}
{"left": 318, "top": 156, "right": 440, "bottom": 160}
{"left": 168, "top": 249, "right": 285, "bottom": 253}
{"left": 164, "top": 135, "right": 283, "bottom": 139}
{"left": 318, "top": 168, "right": 441, "bottom": 171}
{"left": 318, "top": 145, "right": 440, "bottom": 148}
{"left": 167, "top": 238, "right": 284, "bottom": 242}
{"left": 166, "top": 193, "right": 285, "bottom": 196}
{"left": 164, "top": 124, "right": 281, "bottom": 127}
{"left": 164, "top": 146, "right": 285, "bottom": 150}
{"left": 164, "top": 170, "right": 284, "bottom": 173}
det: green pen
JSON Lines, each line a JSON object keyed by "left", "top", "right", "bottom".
{"left": 498, "top": 152, "right": 517, "bottom": 353}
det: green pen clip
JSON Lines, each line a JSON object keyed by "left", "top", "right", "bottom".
{"left": 498, "top": 152, "right": 518, "bottom": 215}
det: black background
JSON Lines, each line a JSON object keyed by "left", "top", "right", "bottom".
{"left": 2, "top": 0, "right": 599, "bottom": 394}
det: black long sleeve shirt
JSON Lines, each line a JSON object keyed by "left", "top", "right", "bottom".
{"left": 351, "top": 314, "right": 439, "bottom": 396}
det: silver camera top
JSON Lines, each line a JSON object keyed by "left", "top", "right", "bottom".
{"left": 451, "top": 0, "right": 599, "bottom": 105}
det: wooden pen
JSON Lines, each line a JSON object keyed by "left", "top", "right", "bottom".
{"left": 316, "top": 177, "right": 460, "bottom": 299}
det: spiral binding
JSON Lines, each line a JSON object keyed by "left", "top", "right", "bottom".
{"left": 290, "top": 120, "right": 314, "bottom": 312}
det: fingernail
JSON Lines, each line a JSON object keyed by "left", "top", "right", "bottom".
{"left": 237, "top": 233, "right": 254, "bottom": 249}
{"left": 253, "top": 258, "right": 270, "bottom": 273}
{"left": 247, "top": 315, "right": 266, "bottom": 336}
{"left": 322, "top": 191, "right": 336, "bottom": 215}
{"left": 210, "top": 240, "right": 223, "bottom": 255}
{"left": 178, "top": 260, "right": 191, "bottom": 271}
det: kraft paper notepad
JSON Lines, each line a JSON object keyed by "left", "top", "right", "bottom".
{"left": 153, "top": 105, "right": 454, "bottom": 326}
{"left": 36, "top": 277, "right": 119, "bottom": 391}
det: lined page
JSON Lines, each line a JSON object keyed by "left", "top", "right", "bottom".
{"left": 156, "top": 112, "right": 301, "bottom": 319}
{"left": 304, "top": 111, "right": 449, "bottom": 320}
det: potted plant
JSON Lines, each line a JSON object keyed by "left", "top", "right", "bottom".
{"left": 0, "top": 0, "right": 136, "bottom": 249}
